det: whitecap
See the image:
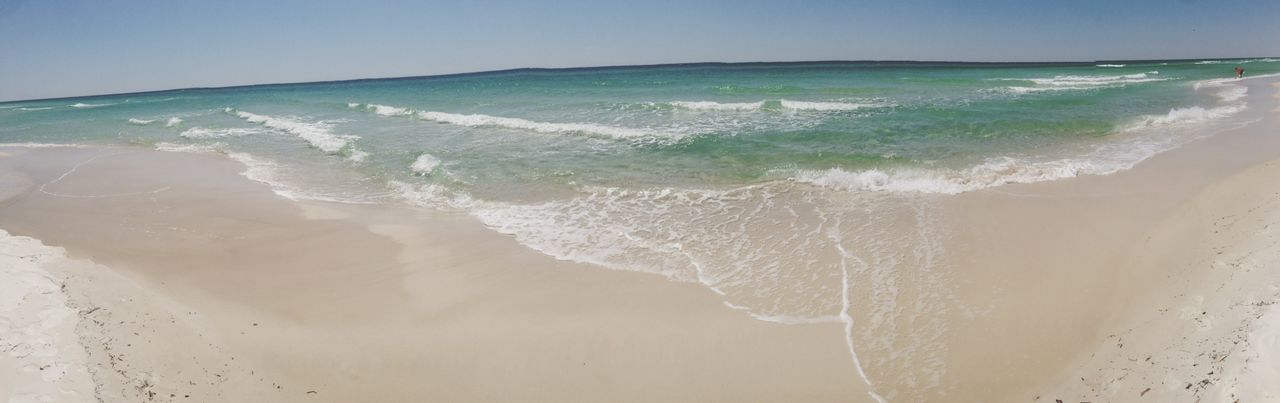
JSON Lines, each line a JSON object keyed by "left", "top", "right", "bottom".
{"left": 410, "top": 153, "right": 441, "bottom": 175}
{"left": 669, "top": 100, "right": 765, "bottom": 111}
{"left": 179, "top": 127, "right": 264, "bottom": 139}
{"left": 69, "top": 102, "right": 111, "bottom": 108}
{"left": 354, "top": 102, "right": 688, "bottom": 144}
{"left": 779, "top": 99, "right": 882, "bottom": 111}
{"left": 230, "top": 109, "right": 356, "bottom": 154}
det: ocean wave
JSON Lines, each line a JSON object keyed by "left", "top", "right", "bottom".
{"left": 353, "top": 103, "right": 687, "bottom": 144}
{"left": 227, "top": 152, "right": 372, "bottom": 202}
{"left": 69, "top": 102, "right": 112, "bottom": 108}
{"left": 793, "top": 89, "right": 1247, "bottom": 195}
{"left": 410, "top": 153, "right": 441, "bottom": 175}
{"left": 1122, "top": 104, "right": 1245, "bottom": 132}
{"left": 164, "top": 117, "right": 183, "bottom": 127}
{"left": 365, "top": 103, "right": 413, "bottom": 116}
{"left": 389, "top": 180, "right": 474, "bottom": 210}
{"left": 226, "top": 152, "right": 304, "bottom": 200}
{"left": 128, "top": 118, "right": 156, "bottom": 125}
{"left": 1026, "top": 72, "right": 1162, "bottom": 85}
{"left": 790, "top": 159, "right": 1117, "bottom": 195}
{"left": 992, "top": 72, "right": 1168, "bottom": 94}
{"left": 1001, "top": 86, "right": 1099, "bottom": 94}
{"left": 1190, "top": 59, "right": 1276, "bottom": 65}
{"left": 659, "top": 99, "right": 886, "bottom": 112}
{"left": 778, "top": 99, "right": 882, "bottom": 111}
{"left": 17, "top": 107, "right": 52, "bottom": 111}
{"left": 179, "top": 127, "right": 265, "bottom": 139}
{"left": 670, "top": 100, "right": 766, "bottom": 111}
{"left": 230, "top": 109, "right": 356, "bottom": 154}
{"left": 417, "top": 110, "right": 682, "bottom": 142}
{"left": 1095, "top": 64, "right": 1126, "bottom": 68}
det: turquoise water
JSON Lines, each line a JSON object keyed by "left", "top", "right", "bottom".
{"left": 2, "top": 59, "right": 1274, "bottom": 201}
{"left": 3, "top": 59, "right": 1277, "bottom": 398}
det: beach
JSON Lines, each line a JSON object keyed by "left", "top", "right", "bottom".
{"left": 3, "top": 68, "right": 1280, "bottom": 402}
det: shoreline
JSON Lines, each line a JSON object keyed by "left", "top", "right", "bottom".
{"left": 0, "top": 147, "right": 868, "bottom": 402}
{"left": 1, "top": 78, "right": 1279, "bottom": 401}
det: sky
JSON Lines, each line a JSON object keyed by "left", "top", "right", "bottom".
{"left": 1, "top": 0, "right": 1278, "bottom": 102}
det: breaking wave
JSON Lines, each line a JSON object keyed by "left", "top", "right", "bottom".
{"left": 410, "top": 153, "right": 441, "bottom": 175}
{"left": 179, "top": 127, "right": 265, "bottom": 139}
{"left": 352, "top": 103, "right": 689, "bottom": 144}
{"left": 663, "top": 99, "right": 886, "bottom": 112}
{"left": 229, "top": 109, "right": 360, "bottom": 155}
{"left": 795, "top": 80, "right": 1250, "bottom": 195}
{"left": 993, "top": 72, "right": 1169, "bottom": 94}
{"left": 70, "top": 102, "right": 112, "bottom": 109}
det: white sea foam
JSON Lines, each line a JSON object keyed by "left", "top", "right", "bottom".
{"left": 417, "top": 110, "right": 679, "bottom": 142}
{"left": 670, "top": 100, "right": 766, "bottom": 111}
{"left": 365, "top": 103, "right": 413, "bottom": 116}
{"left": 410, "top": 153, "right": 441, "bottom": 175}
{"left": 1095, "top": 64, "right": 1126, "bottom": 68}
{"left": 231, "top": 109, "right": 356, "bottom": 154}
{"left": 390, "top": 180, "right": 474, "bottom": 210}
{"left": 655, "top": 99, "right": 888, "bottom": 113}
{"left": 1122, "top": 104, "right": 1245, "bottom": 131}
{"left": 154, "top": 142, "right": 225, "bottom": 154}
{"left": 1197, "top": 60, "right": 1225, "bottom": 65}
{"left": 17, "top": 107, "right": 53, "bottom": 111}
{"left": 791, "top": 159, "right": 1119, "bottom": 195}
{"left": 226, "top": 152, "right": 299, "bottom": 200}
{"left": 128, "top": 118, "right": 156, "bottom": 125}
{"left": 69, "top": 102, "right": 110, "bottom": 108}
{"left": 1213, "top": 85, "right": 1249, "bottom": 103}
{"left": 347, "top": 102, "right": 361, "bottom": 108}
{"left": 164, "top": 117, "right": 183, "bottom": 127}
{"left": 455, "top": 180, "right": 952, "bottom": 399}
{"left": 994, "top": 72, "right": 1169, "bottom": 94}
{"left": 779, "top": 99, "right": 881, "bottom": 111}
{"left": 353, "top": 102, "right": 688, "bottom": 144}
{"left": 799, "top": 75, "right": 1250, "bottom": 195}
{"left": 1025, "top": 72, "right": 1163, "bottom": 86}
{"left": 179, "top": 127, "right": 264, "bottom": 139}
{"left": 794, "top": 85, "right": 1248, "bottom": 196}
{"left": 347, "top": 149, "right": 369, "bottom": 163}
{"left": 0, "top": 143, "right": 87, "bottom": 148}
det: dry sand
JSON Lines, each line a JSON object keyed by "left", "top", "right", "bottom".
{"left": 2, "top": 78, "right": 1280, "bottom": 402}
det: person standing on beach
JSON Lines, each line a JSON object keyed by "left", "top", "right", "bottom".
{"left": 1236, "top": 66, "right": 1245, "bottom": 78}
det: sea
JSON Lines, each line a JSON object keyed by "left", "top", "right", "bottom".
{"left": 2, "top": 58, "right": 1276, "bottom": 399}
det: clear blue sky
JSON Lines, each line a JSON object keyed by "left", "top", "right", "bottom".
{"left": 1, "top": 0, "right": 1277, "bottom": 101}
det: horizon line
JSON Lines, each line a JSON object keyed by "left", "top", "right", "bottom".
{"left": 3, "top": 57, "right": 1274, "bottom": 104}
